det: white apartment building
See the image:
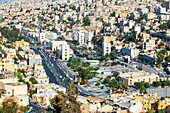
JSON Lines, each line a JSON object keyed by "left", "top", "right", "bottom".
{"left": 73, "top": 27, "right": 94, "bottom": 48}
{"left": 51, "top": 41, "right": 73, "bottom": 61}
{"left": 61, "top": 44, "right": 73, "bottom": 61}
{"left": 157, "top": 6, "right": 166, "bottom": 14}
{"left": 122, "top": 47, "right": 140, "bottom": 58}
{"left": 51, "top": 40, "right": 67, "bottom": 51}
{"left": 134, "top": 26, "right": 141, "bottom": 34}
{"left": 39, "top": 32, "right": 46, "bottom": 43}
{"left": 102, "top": 42, "right": 111, "bottom": 56}
{"left": 0, "top": 79, "right": 29, "bottom": 106}
{"left": 39, "top": 32, "right": 57, "bottom": 44}
{"left": 129, "top": 20, "right": 135, "bottom": 29}
{"left": 78, "top": 31, "right": 85, "bottom": 45}
{"left": 73, "top": 28, "right": 86, "bottom": 45}
{"left": 143, "top": 39, "right": 155, "bottom": 51}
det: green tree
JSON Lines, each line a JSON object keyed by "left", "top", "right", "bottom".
{"left": 103, "top": 76, "right": 111, "bottom": 84}
{"left": 95, "top": 82, "right": 100, "bottom": 86}
{"left": 83, "top": 16, "right": 90, "bottom": 26}
{"left": 144, "top": 82, "right": 150, "bottom": 88}
{"left": 0, "top": 99, "right": 29, "bottom": 113}
{"left": 110, "top": 51, "right": 117, "bottom": 60}
{"left": 110, "top": 41, "right": 113, "bottom": 45}
{"left": 155, "top": 109, "right": 165, "bottom": 113}
{"left": 153, "top": 81, "right": 161, "bottom": 87}
{"left": 112, "top": 72, "right": 119, "bottom": 77}
{"left": 110, "top": 12, "right": 115, "bottom": 17}
{"left": 134, "top": 81, "right": 150, "bottom": 89}
{"left": 29, "top": 77, "right": 38, "bottom": 84}
{"left": 156, "top": 52, "right": 164, "bottom": 65}
{"left": 146, "top": 109, "right": 155, "bottom": 113}
{"left": 82, "top": 62, "right": 90, "bottom": 68}
{"left": 159, "top": 23, "right": 168, "bottom": 30}
{"left": 165, "top": 56, "right": 170, "bottom": 62}
{"left": 51, "top": 92, "right": 81, "bottom": 113}
{"left": 0, "top": 99, "right": 18, "bottom": 113}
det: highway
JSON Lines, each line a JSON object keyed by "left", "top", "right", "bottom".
{"left": 30, "top": 46, "right": 92, "bottom": 96}
{"left": 31, "top": 47, "right": 59, "bottom": 84}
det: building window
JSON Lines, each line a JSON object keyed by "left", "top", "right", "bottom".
{"left": 156, "top": 77, "right": 158, "bottom": 81}
{"left": 20, "top": 99, "right": 23, "bottom": 102}
{"left": 130, "top": 80, "right": 132, "bottom": 85}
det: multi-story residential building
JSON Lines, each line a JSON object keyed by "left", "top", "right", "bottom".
{"left": 73, "top": 27, "right": 94, "bottom": 48}
{"left": 15, "top": 39, "right": 30, "bottom": 51}
{"left": 111, "top": 97, "right": 143, "bottom": 113}
{"left": 0, "top": 58, "right": 15, "bottom": 72}
{"left": 61, "top": 44, "right": 73, "bottom": 61}
{"left": 18, "top": 60, "right": 27, "bottom": 70}
{"left": 143, "top": 38, "right": 156, "bottom": 51}
{"left": 39, "top": 31, "right": 57, "bottom": 44}
{"left": 39, "top": 32, "right": 46, "bottom": 43}
{"left": 102, "top": 42, "right": 111, "bottom": 56}
{"left": 134, "top": 26, "right": 141, "bottom": 34}
{"left": 6, "top": 48, "right": 16, "bottom": 59}
{"left": 33, "top": 64, "right": 49, "bottom": 84}
{"left": 51, "top": 40, "right": 73, "bottom": 61}
{"left": 77, "top": 96, "right": 107, "bottom": 113}
{"left": 157, "top": 6, "right": 166, "bottom": 14}
{"left": 122, "top": 47, "right": 140, "bottom": 58}
{"left": 0, "top": 79, "right": 29, "bottom": 106}
{"left": 51, "top": 40, "right": 67, "bottom": 51}
{"left": 103, "top": 36, "right": 116, "bottom": 43}
{"left": 140, "top": 32, "right": 150, "bottom": 39}
{"left": 119, "top": 71, "right": 159, "bottom": 86}
{"left": 134, "top": 94, "right": 170, "bottom": 112}
{"left": 28, "top": 53, "right": 42, "bottom": 67}
{"left": 147, "top": 12, "right": 156, "bottom": 20}
{"left": 32, "top": 83, "right": 66, "bottom": 106}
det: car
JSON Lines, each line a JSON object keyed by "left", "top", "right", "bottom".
{"left": 66, "top": 74, "right": 69, "bottom": 78}
{"left": 69, "top": 77, "right": 73, "bottom": 80}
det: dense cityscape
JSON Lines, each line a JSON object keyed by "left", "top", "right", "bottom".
{"left": 0, "top": 0, "right": 170, "bottom": 113}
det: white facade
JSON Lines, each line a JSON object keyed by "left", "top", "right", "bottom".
{"left": 129, "top": 20, "right": 135, "bottom": 29}
{"left": 73, "top": 27, "right": 94, "bottom": 47}
{"left": 143, "top": 39, "right": 155, "bottom": 51}
{"left": 39, "top": 31, "right": 57, "bottom": 43}
{"left": 61, "top": 44, "right": 73, "bottom": 61}
{"left": 32, "top": 83, "right": 66, "bottom": 106}
{"left": 122, "top": 47, "right": 140, "bottom": 58}
{"left": 51, "top": 40, "right": 67, "bottom": 51}
{"left": 51, "top": 41, "right": 73, "bottom": 61}
{"left": 102, "top": 42, "right": 111, "bottom": 56}
{"left": 0, "top": 79, "right": 29, "bottom": 106}
{"left": 134, "top": 26, "right": 141, "bottom": 34}
{"left": 78, "top": 31, "right": 85, "bottom": 45}
{"left": 158, "top": 6, "right": 166, "bottom": 14}
{"left": 113, "top": 97, "right": 143, "bottom": 113}
{"left": 39, "top": 32, "right": 46, "bottom": 43}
